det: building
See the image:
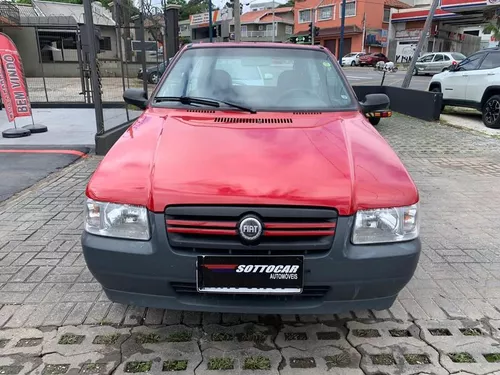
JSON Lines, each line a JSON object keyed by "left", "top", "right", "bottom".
{"left": 189, "top": 8, "right": 233, "bottom": 42}
{"left": 389, "top": 0, "right": 487, "bottom": 61}
{"left": 293, "top": 0, "right": 409, "bottom": 56}
{"left": 249, "top": 1, "right": 281, "bottom": 11}
{"left": 0, "top": 0, "right": 117, "bottom": 77}
{"left": 231, "top": 7, "right": 294, "bottom": 42}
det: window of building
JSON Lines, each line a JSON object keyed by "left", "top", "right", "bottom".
{"left": 299, "top": 9, "right": 311, "bottom": 23}
{"left": 99, "top": 36, "right": 112, "bottom": 51}
{"left": 339, "top": 0, "right": 356, "bottom": 18}
{"left": 383, "top": 8, "right": 390, "bottom": 22}
{"left": 285, "top": 25, "right": 293, "bottom": 34}
{"left": 318, "top": 5, "right": 333, "bottom": 21}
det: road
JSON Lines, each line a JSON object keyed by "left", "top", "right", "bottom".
{"left": 343, "top": 66, "right": 432, "bottom": 91}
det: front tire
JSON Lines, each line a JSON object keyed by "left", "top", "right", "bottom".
{"left": 148, "top": 71, "right": 159, "bottom": 84}
{"left": 482, "top": 95, "right": 500, "bottom": 129}
{"left": 351, "top": 61, "right": 356, "bottom": 66}
{"left": 369, "top": 117, "right": 381, "bottom": 126}
{"left": 413, "top": 68, "right": 418, "bottom": 76}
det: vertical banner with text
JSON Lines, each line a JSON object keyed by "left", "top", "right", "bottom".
{"left": 0, "top": 32, "right": 32, "bottom": 122}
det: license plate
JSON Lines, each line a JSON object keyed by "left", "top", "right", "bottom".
{"left": 197, "top": 256, "right": 304, "bottom": 294}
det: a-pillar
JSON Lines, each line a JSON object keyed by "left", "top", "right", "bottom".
{"left": 164, "top": 4, "right": 181, "bottom": 60}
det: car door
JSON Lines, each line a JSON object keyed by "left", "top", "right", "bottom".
{"left": 416, "top": 54, "right": 434, "bottom": 74}
{"left": 431, "top": 53, "right": 445, "bottom": 73}
{"left": 443, "top": 52, "right": 486, "bottom": 100}
{"left": 465, "top": 51, "right": 500, "bottom": 103}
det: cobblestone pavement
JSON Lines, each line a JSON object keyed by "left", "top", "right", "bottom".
{"left": 1, "top": 114, "right": 500, "bottom": 374}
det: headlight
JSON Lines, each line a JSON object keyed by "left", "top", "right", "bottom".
{"left": 351, "top": 203, "right": 419, "bottom": 245}
{"left": 84, "top": 198, "right": 150, "bottom": 240}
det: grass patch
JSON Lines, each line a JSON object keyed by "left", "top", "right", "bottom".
{"left": 162, "top": 360, "right": 188, "bottom": 371}
{"left": 243, "top": 356, "right": 271, "bottom": 370}
{"left": 15, "top": 338, "right": 42, "bottom": 347}
{"left": 389, "top": 329, "right": 411, "bottom": 337}
{"left": 404, "top": 354, "right": 431, "bottom": 365}
{"left": 316, "top": 331, "right": 340, "bottom": 340}
{"left": 484, "top": 353, "right": 500, "bottom": 363}
{"left": 460, "top": 328, "right": 482, "bottom": 336}
{"left": 448, "top": 353, "right": 475, "bottom": 363}
{"left": 211, "top": 332, "right": 233, "bottom": 341}
{"left": 284, "top": 332, "right": 307, "bottom": 341}
{"left": 352, "top": 329, "right": 380, "bottom": 338}
{"left": 58, "top": 334, "right": 85, "bottom": 345}
{"left": 0, "top": 365, "right": 23, "bottom": 375}
{"left": 429, "top": 328, "right": 452, "bottom": 336}
{"left": 325, "top": 352, "right": 351, "bottom": 368}
{"left": 207, "top": 358, "right": 234, "bottom": 371}
{"left": 81, "top": 363, "right": 106, "bottom": 374}
{"left": 42, "top": 365, "right": 70, "bottom": 375}
{"left": 289, "top": 357, "right": 316, "bottom": 369}
{"left": 125, "top": 362, "right": 152, "bottom": 373}
{"left": 370, "top": 354, "right": 395, "bottom": 365}
{"left": 236, "top": 328, "right": 267, "bottom": 343}
{"left": 136, "top": 333, "right": 162, "bottom": 344}
{"left": 166, "top": 331, "right": 192, "bottom": 342}
{"left": 93, "top": 334, "right": 120, "bottom": 345}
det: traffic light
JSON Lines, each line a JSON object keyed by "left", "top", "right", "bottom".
{"left": 314, "top": 26, "right": 320, "bottom": 37}
{"left": 308, "top": 22, "right": 313, "bottom": 36}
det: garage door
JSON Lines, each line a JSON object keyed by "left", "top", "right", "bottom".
{"left": 343, "top": 38, "right": 352, "bottom": 55}
{"left": 324, "top": 39, "right": 336, "bottom": 56}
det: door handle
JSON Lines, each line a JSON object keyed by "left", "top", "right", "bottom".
{"left": 462, "top": 74, "right": 468, "bottom": 77}
{"left": 488, "top": 73, "right": 496, "bottom": 76}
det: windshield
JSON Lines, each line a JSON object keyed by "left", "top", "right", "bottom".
{"left": 154, "top": 46, "right": 354, "bottom": 111}
{"left": 344, "top": 53, "right": 357, "bottom": 57}
{"left": 451, "top": 52, "right": 466, "bottom": 60}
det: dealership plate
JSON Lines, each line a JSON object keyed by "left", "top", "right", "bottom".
{"left": 197, "top": 256, "right": 304, "bottom": 294}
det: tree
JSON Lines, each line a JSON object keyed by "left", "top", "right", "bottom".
{"left": 484, "top": 22, "right": 500, "bottom": 47}
{"left": 225, "top": 0, "right": 242, "bottom": 15}
{"left": 278, "top": 0, "right": 294, "bottom": 7}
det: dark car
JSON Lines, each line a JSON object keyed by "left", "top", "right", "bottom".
{"left": 359, "top": 53, "right": 389, "bottom": 67}
{"left": 138, "top": 60, "right": 170, "bottom": 84}
{"left": 82, "top": 42, "right": 420, "bottom": 315}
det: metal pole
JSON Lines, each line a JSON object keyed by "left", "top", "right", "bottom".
{"left": 401, "top": 0, "right": 439, "bottom": 88}
{"left": 338, "top": 0, "right": 346, "bottom": 64}
{"left": 234, "top": 0, "right": 241, "bottom": 42}
{"left": 208, "top": 0, "right": 213, "bottom": 42}
{"left": 114, "top": 0, "right": 129, "bottom": 121}
{"left": 139, "top": 0, "right": 148, "bottom": 97}
{"left": 271, "top": 0, "right": 275, "bottom": 42}
{"left": 83, "top": 0, "right": 104, "bottom": 134}
{"left": 311, "top": 8, "right": 315, "bottom": 45}
{"left": 361, "top": 12, "right": 366, "bottom": 53}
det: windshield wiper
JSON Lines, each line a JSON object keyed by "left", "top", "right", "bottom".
{"left": 154, "top": 96, "right": 256, "bottom": 114}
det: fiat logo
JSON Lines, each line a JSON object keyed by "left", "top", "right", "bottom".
{"left": 239, "top": 215, "right": 263, "bottom": 242}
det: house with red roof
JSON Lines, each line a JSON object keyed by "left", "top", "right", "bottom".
{"left": 230, "top": 7, "right": 294, "bottom": 42}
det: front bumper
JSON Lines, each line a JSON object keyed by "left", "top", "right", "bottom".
{"left": 82, "top": 213, "right": 421, "bottom": 314}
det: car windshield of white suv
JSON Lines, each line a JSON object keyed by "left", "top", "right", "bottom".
{"left": 154, "top": 46, "right": 355, "bottom": 111}
{"left": 344, "top": 53, "right": 357, "bottom": 57}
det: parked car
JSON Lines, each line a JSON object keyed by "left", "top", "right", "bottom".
{"left": 82, "top": 42, "right": 420, "bottom": 315}
{"left": 137, "top": 59, "right": 172, "bottom": 84}
{"left": 359, "top": 53, "right": 389, "bottom": 67}
{"left": 341, "top": 52, "right": 365, "bottom": 66}
{"left": 414, "top": 52, "right": 466, "bottom": 76}
{"left": 428, "top": 47, "right": 500, "bottom": 128}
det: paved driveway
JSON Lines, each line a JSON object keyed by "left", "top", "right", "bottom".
{"left": 1, "top": 114, "right": 500, "bottom": 374}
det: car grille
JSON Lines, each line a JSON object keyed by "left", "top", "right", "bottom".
{"left": 165, "top": 206, "right": 337, "bottom": 255}
{"left": 170, "top": 282, "right": 330, "bottom": 301}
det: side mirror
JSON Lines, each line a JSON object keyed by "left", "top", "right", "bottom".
{"left": 123, "top": 88, "right": 147, "bottom": 110}
{"left": 359, "top": 93, "right": 390, "bottom": 113}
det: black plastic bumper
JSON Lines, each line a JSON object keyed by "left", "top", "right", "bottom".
{"left": 82, "top": 214, "right": 421, "bottom": 314}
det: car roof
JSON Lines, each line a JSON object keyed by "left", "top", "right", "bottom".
{"left": 185, "top": 42, "right": 325, "bottom": 51}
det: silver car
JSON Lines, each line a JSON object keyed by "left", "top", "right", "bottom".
{"left": 414, "top": 52, "right": 466, "bottom": 75}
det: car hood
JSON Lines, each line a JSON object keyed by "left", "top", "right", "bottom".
{"left": 87, "top": 109, "right": 418, "bottom": 215}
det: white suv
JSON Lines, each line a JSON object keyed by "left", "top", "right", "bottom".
{"left": 428, "top": 48, "right": 500, "bottom": 128}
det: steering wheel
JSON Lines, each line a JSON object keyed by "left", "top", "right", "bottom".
{"left": 276, "top": 88, "right": 321, "bottom": 104}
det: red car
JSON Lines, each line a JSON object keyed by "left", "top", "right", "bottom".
{"left": 82, "top": 42, "right": 420, "bottom": 314}
{"left": 359, "top": 53, "right": 389, "bottom": 67}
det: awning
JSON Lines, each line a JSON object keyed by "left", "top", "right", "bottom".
{"left": 294, "top": 25, "right": 363, "bottom": 38}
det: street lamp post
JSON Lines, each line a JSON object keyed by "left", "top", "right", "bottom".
{"left": 338, "top": 0, "right": 346, "bottom": 64}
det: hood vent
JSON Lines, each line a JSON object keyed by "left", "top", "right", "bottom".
{"left": 187, "top": 109, "right": 216, "bottom": 113}
{"left": 214, "top": 117, "right": 293, "bottom": 124}
{"left": 293, "top": 111, "right": 322, "bottom": 115}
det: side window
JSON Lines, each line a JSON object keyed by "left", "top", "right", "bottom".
{"left": 443, "top": 54, "right": 450, "bottom": 61}
{"left": 479, "top": 52, "right": 500, "bottom": 70}
{"left": 433, "top": 54, "right": 443, "bottom": 62}
{"left": 457, "top": 53, "right": 485, "bottom": 71}
{"left": 420, "top": 54, "right": 434, "bottom": 63}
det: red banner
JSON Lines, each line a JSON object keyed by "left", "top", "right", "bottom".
{"left": 0, "top": 32, "right": 31, "bottom": 122}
